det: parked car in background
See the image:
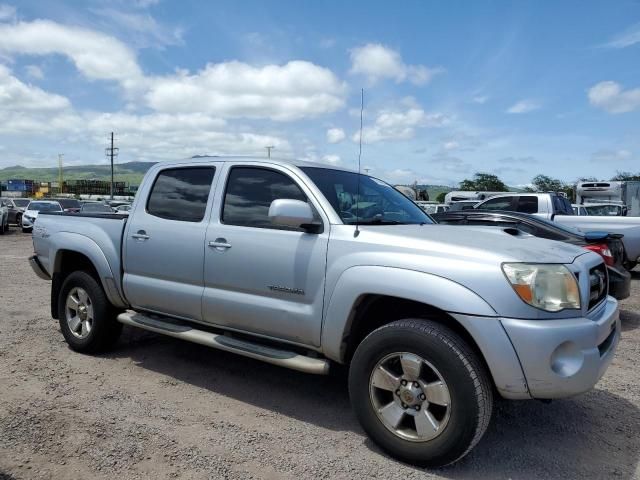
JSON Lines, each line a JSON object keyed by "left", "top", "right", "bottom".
{"left": 476, "top": 192, "right": 640, "bottom": 270}
{"left": 576, "top": 180, "right": 640, "bottom": 216}
{"left": 448, "top": 200, "right": 479, "bottom": 211}
{"left": 0, "top": 199, "right": 9, "bottom": 234}
{"left": 80, "top": 202, "right": 115, "bottom": 214}
{"left": 581, "top": 203, "right": 627, "bottom": 216}
{"left": 50, "top": 198, "right": 81, "bottom": 213}
{"left": 3, "top": 198, "right": 30, "bottom": 225}
{"left": 416, "top": 202, "right": 449, "bottom": 214}
{"left": 572, "top": 204, "right": 588, "bottom": 216}
{"left": 30, "top": 156, "right": 620, "bottom": 467}
{"left": 114, "top": 204, "right": 131, "bottom": 215}
{"left": 433, "top": 210, "right": 630, "bottom": 299}
{"left": 22, "top": 200, "right": 62, "bottom": 232}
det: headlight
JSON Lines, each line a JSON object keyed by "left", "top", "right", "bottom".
{"left": 502, "top": 263, "right": 580, "bottom": 312}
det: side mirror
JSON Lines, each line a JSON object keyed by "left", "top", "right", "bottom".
{"left": 269, "top": 199, "right": 318, "bottom": 232}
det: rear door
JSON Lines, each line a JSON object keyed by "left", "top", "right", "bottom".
{"left": 123, "top": 164, "right": 218, "bottom": 321}
{"left": 202, "top": 162, "right": 329, "bottom": 346}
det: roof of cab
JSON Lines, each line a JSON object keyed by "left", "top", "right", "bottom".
{"left": 182, "top": 155, "right": 357, "bottom": 173}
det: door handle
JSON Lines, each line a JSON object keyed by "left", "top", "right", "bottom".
{"left": 208, "top": 238, "right": 232, "bottom": 250}
{"left": 132, "top": 230, "right": 150, "bottom": 240}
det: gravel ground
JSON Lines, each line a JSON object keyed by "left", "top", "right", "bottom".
{"left": 1, "top": 229, "right": 639, "bottom": 480}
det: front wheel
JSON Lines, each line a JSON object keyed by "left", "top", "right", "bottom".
{"left": 349, "top": 319, "right": 493, "bottom": 467}
{"left": 58, "top": 271, "right": 122, "bottom": 353}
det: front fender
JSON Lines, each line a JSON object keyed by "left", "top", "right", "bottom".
{"left": 321, "top": 266, "right": 497, "bottom": 362}
{"left": 48, "top": 232, "right": 127, "bottom": 308}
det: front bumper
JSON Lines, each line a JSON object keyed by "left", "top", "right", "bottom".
{"left": 22, "top": 216, "right": 34, "bottom": 229}
{"left": 501, "top": 297, "right": 620, "bottom": 399}
{"left": 608, "top": 265, "right": 631, "bottom": 300}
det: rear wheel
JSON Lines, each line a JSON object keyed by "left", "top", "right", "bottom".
{"left": 349, "top": 319, "right": 493, "bottom": 467}
{"left": 15, "top": 213, "right": 22, "bottom": 227}
{"left": 0, "top": 217, "right": 5, "bottom": 234}
{"left": 58, "top": 271, "right": 122, "bottom": 353}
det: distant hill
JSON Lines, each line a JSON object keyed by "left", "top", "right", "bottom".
{"left": 0, "top": 161, "right": 155, "bottom": 185}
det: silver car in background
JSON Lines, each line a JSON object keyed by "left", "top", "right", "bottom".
{"left": 22, "top": 200, "right": 62, "bottom": 232}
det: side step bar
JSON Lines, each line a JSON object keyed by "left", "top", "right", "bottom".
{"left": 117, "top": 311, "right": 330, "bottom": 375}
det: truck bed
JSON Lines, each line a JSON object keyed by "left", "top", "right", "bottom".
{"left": 33, "top": 212, "right": 128, "bottom": 304}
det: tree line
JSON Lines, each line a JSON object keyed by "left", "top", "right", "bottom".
{"left": 434, "top": 171, "right": 640, "bottom": 203}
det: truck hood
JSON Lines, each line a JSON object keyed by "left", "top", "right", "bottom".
{"left": 358, "top": 224, "right": 586, "bottom": 264}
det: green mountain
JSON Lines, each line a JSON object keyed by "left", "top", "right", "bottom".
{"left": 0, "top": 161, "right": 155, "bottom": 185}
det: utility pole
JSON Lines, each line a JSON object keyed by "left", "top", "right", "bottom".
{"left": 105, "top": 132, "right": 119, "bottom": 199}
{"left": 265, "top": 145, "right": 275, "bottom": 159}
{"left": 58, "top": 154, "right": 64, "bottom": 195}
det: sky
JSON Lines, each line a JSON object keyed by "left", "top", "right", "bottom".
{"left": 0, "top": 0, "right": 639, "bottom": 187}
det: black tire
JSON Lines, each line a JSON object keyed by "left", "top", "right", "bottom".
{"left": 22, "top": 227, "right": 30, "bottom": 234}
{"left": 58, "top": 271, "right": 122, "bottom": 353}
{"left": 0, "top": 217, "right": 4, "bottom": 234}
{"left": 15, "top": 213, "right": 22, "bottom": 227}
{"left": 349, "top": 319, "right": 493, "bottom": 467}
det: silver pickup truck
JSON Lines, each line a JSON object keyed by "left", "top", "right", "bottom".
{"left": 29, "top": 157, "right": 620, "bottom": 467}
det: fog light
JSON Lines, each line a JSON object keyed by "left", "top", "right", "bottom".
{"left": 550, "top": 341, "right": 584, "bottom": 377}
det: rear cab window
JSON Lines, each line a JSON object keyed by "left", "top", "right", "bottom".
{"left": 147, "top": 167, "right": 216, "bottom": 222}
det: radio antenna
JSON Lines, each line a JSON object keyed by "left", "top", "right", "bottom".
{"left": 355, "top": 88, "right": 364, "bottom": 238}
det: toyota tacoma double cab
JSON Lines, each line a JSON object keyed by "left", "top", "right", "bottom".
{"left": 29, "top": 157, "right": 620, "bottom": 467}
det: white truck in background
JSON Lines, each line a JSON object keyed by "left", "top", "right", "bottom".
{"left": 576, "top": 181, "right": 640, "bottom": 217}
{"left": 475, "top": 192, "right": 640, "bottom": 269}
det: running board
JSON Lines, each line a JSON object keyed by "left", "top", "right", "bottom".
{"left": 116, "top": 311, "right": 330, "bottom": 375}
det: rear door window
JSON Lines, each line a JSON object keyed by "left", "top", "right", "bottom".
{"left": 515, "top": 196, "right": 539, "bottom": 214}
{"left": 147, "top": 167, "right": 216, "bottom": 222}
{"left": 477, "top": 197, "right": 513, "bottom": 211}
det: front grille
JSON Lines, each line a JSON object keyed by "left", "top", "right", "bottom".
{"left": 588, "top": 263, "right": 608, "bottom": 310}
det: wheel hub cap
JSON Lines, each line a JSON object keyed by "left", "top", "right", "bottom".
{"left": 65, "top": 287, "right": 93, "bottom": 339}
{"left": 369, "top": 352, "right": 451, "bottom": 442}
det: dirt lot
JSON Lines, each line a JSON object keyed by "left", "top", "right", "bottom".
{"left": 0, "top": 229, "right": 639, "bottom": 480}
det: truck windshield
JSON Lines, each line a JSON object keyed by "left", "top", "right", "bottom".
{"left": 300, "top": 167, "right": 432, "bottom": 225}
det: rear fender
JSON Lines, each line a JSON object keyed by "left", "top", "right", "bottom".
{"left": 49, "top": 232, "right": 127, "bottom": 309}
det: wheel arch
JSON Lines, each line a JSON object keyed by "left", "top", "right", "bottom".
{"left": 321, "top": 266, "right": 496, "bottom": 364}
{"left": 50, "top": 240, "right": 127, "bottom": 318}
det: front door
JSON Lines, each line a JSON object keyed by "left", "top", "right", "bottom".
{"left": 202, "top": 163, "right": 329, "bottom": 346}
{"left": 123, "top": 165, "right": 217, "bottom": 321}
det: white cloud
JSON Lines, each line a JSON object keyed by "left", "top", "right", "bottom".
{"left": 506, "top": 99, "right": 540, "bottom": 114}
{"left": 591, "top": 149, "right": 633, "bottom": 163}
{"left": 146, "top": 60, "right": 346, "bottom": 120}
{"left": 472, "top": 95, "right": 488, "bottom": 104}
{"left": 25, "top": 64, "right": 43, "bottom": 79}
{"left": 443, "top": 141, "right": 459, "bottom": 151}
{"left": 0, "top": 64, "right": 69, "bottom": 112}
{"left": 0, "top": 19, "right": 346, "bottom": 121}
{"left": 349, "top": 43, "right": 444, "bottom": 85}
{"left": 0, "top": 20, "right": 144, "bottom": 90}
{"left": 90, "top": 8, "right": 183, "bottom": 49}
{"left": 0, "top": 4, "right": 15, "bottom": 21}
{"left": 321, "top": 154, "right": 341, "bottom": 165}
{"left": 326, "top": 127, "right": 345, "bottom": 144}
{"left": 355, "top": 107, "right": 450, "bottom": 144}
{"left": 588, "top": 81, "right": 640, "bottom": 114}
{"left": 602, "top": 22, "right": 640, "bottom": 48}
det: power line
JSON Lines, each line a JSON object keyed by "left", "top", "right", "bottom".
{"left": 105, "top": 132, "right": 119, "bottom": 200}
{"left": 265, "top": 145, "right": 275, "bottom": 159}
